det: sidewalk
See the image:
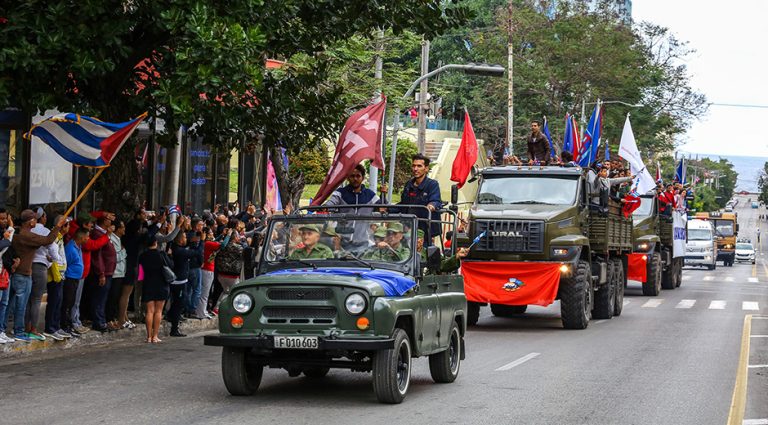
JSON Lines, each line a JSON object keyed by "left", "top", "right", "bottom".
{"left": 1, "top": 316, "right": 218, "bottom": 361}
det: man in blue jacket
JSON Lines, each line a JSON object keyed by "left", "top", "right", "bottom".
{"left": 400, "top": 154, "right": 442, "bottom": 244}
{"left": 324, "top": 164, "right": 383, "bottom": 250}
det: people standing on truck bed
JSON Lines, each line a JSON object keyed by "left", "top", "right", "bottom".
{"left": 590, "top": 163, "right": 634, "bottom": 205}
{"left": 399, "top": 154, "right": 442, "bottom": 244}
{"left": 658, "top": 184, "right": 678, "bottom": 216}
{"left": 526, "top": 120, "right": 550, "bottom": 165}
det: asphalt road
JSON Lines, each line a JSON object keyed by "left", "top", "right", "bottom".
{"left": 1, "top": 195, "right": 767, "bottom": 425}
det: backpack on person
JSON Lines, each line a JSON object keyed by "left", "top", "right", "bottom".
{"left": 216, "top": 240, "right": 244, "bottom": 276}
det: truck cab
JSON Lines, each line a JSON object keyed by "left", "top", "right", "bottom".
{"left": 694, "top": 212, "right": 737, "bottom": 266}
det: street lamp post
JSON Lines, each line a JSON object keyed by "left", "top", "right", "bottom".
{"left": 386, "top": 64, "right": 505, "bottom": 202}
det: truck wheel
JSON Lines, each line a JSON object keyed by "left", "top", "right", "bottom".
{"left": 467, "top": 301, "right": 481, "bottom": 326}
{"left": 490, "top": 304, "right": 528, "bottom": 317}
{"left": 221, "top": 347, "right": 263, "bottom": 396}
{"left": 429, "top": 322, "right": 462, "bottom": 383}
{"left": 675, "top": 259, "right": 683, "bottom": 287}
{"left": 372, "top": 328, "right": 412, "bottom": 404}
{"left": 662, "top": 255, "right": 676, "bottom": 290}
{"left": 642, "top": 253, "right": 662, "bottom": 296}
{"left": 592, "top": 260, "right": 615, "bottom": 320}
{"left": 560, "top": 260, "right": 591, "bottom": 329}
{"left": 613, "top": 259, "right": 625, "bottom": 316}
{"left": 303, "top": 368, "right": 330, "bottom": 379}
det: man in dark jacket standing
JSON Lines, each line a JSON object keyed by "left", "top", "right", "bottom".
{"left": 89, "top": 216, "right": 116, "bottom": 332}
{"left": 324, "top": 164, "right": 382, "bottom": 250}
{"left": 527, "top": 120, "right": 550, "bottom": 165}
{"left": 399, "top": 154, "right": 442, "bottom": 244}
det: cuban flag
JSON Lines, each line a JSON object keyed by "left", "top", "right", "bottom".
{"left": 26, "top": 112, "right": 147, "bottom": 167}
{"left": 577, "top": 103, "right": 603, "bottom": 167}
{"left": 167, "top": 204, "right": 182, "bottom": 216}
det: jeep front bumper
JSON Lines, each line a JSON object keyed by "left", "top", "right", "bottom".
{"left": 203, "top": 334, "right": 395, "bottom": 350}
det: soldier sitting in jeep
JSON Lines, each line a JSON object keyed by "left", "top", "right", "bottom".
{"left": 287, "top": 224, "right": 334, "bottom": 260}
{"left": 362, "top": 222, "right": 410, "bottom": 261}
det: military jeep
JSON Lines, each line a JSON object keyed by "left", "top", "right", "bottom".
{"left": 204, "top": 206, "right": 466, "bottom": 404}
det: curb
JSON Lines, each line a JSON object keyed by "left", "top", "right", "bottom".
{"left": 0, "top": 317, "right": 218, "bottom": 360}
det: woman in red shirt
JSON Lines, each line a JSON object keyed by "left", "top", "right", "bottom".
{"left": 196, "top": 228, "right": 231, "bottom": 319}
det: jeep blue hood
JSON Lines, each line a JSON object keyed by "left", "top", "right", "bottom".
{"left": 266, "top": 268, "right": 417, "bottom": 296}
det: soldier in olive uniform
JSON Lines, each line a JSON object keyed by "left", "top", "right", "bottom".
{"left": 362, "top": 222, "right": 411, "bottom": 261}
{"left": 416, "top": 229, "right": 469, "bottom": 273}
{"left": 288, "top": 224, "right": 334, "bottom": 260}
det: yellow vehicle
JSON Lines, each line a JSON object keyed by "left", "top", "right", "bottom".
{"left": 693, "top": 211, "right": 738, "bottom": 266}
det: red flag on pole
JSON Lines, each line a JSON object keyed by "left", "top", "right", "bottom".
{"left": 450, "top": 110, "right": 478, "bottom": 189}
{"left": 311, "top": 98, "right": 387, "bottom": 206}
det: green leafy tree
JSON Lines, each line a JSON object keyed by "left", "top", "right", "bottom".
{"left": 759, "top": 162, "right": 768, "bottom": 205}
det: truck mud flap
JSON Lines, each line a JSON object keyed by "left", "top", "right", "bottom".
{"left": 461, "top": 261, "right": 561, "bottom": 306}
{"left": 626, "top": 253, "right": 647, "bottom": 283}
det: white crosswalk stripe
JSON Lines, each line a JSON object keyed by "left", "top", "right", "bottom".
{"left": 642, "top": 299, "right": 664, "bottom": 308}
{"left": 703, "top": 276, "right": 715, "bottom": 281}
{"left": 681, "top": 275, "right": 691, "bottom": 281}
{"left": 749, "top": 277, "right": 759, "bottom": 283}
{"left": 743, "top": 301, "right": 760, "bottom": 311}
{"left": 725, "top": 277, "right": 734, "bottom": 282}
{"left": 709, "top": 300, "right": 727, "bottom": 310}
{"left": 676, "top": 299, "right": 696, "bottom": 309}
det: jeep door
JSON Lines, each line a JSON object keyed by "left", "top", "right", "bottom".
{"left": 435, "top": 274, "right": 464, "bottom": 348}
{"left": 416, "top": 275, "right": 441, "bottom": 354}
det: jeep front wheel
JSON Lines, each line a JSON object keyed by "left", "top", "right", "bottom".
{"left": 221, "top": 347, "right": 263, "bottom": 396}
{"left": 429, "top": 322, "right": 461, "bottom": 383}
{"left": 373, "top": 328, "right": 412, "bottom": 404}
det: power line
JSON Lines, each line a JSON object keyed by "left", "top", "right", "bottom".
{"left": 709, "top": 103, "right": 768, "bottom": 109}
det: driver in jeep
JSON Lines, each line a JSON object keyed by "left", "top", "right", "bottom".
{"left": 362, "top": 222, "right": 411, "bottom": 261}
{"left": 287, "top": 224, "right": 334, "bottom": 260}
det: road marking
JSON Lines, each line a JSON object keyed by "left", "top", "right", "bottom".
{"left": 726, "top": 314, "right": 752, "bottom": 425}
{"left": 726, "top": 277, "right": 735, "bottom": 282}
{"left": 749, "top": 277, "right": 759, "bottom": 283}
{"left": 710, "top": 300, "right": 727, "bottom": 310}
{"left": 623, "top": 300, "right": 630, "bottom": 307}
{"left": 742, "top": 419, "right": 768, "bottom": 425}
{"left": 642, "top": 299, "right": 664, "bottom": 308}
{"left": 496, "top": 352, "right": 541, "bottom": 371}
{"left": 743, "top": 302, "right": 760, "bottom": 311}
{"left": 704, "top": 276, "right": 715, "bottom": 281}
{"left": 676, "top": 299, "right": 696, "bottom": 309}
{"left": 747, "top": 365, "right": 768, "bottom": 369}
{"left": 682, "top": 275, "right": 691, "bottom": 281}
{"left": 749, "top": 335, "right": 768, "bottom": 338}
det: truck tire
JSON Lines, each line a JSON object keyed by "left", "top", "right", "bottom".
{"left": 221, "top": 347, "right": 263, "bottom": 396}
{"left": 642, "top": 252, "right": 662, "bottom": 296}
{"left": 613, "top": 259, "right": 625, "bottom": 316}
{"left": 467, "top": 301, "right": 481, "bottom": 326}
{"left": 490, "top": 304, "right": 528, "bottom": 317}
{"left": 675, "top": 258, "right": 683, "bottom": 287}
{"left": 662, "top": 253, "right": 676, "bottom": 290}
{"left": 592, "top": 260, "right": 615, "bottom": 320}
{"left": 560, "top": 260, "right": 591, "bottom": 329}
{"left": 303, "top": 368, "right": 330, "bottom": 378}
{"left": 429, "top": 322, "right": 462, "bottom": 383}
{"left": 372, "top": 328, "right": 412, "bottom": 404}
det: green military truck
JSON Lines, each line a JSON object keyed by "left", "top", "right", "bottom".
{"left": 629, "top": 194, "right": 683, "bottom": 295}
{"left": 459, "top": 166, "right": 632, "bottom": 329}
{"left": 204, "top": 208, "right": 466, "bottom": 404}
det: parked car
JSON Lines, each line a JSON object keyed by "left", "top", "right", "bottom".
{"left": 735, "top": 242, "right": 756, "bottom": 264}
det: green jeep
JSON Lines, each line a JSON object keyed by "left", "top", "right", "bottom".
{"left": 204, "top": 207, "right": 466, "bottom": 404}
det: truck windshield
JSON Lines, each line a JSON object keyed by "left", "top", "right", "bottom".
{"left": 714, "top": 220, "right": 734, "bottom": 237}
{"left": 633, "top": 197, "right": 655, "bottom": 217}
{"left": 688, "top": 229, "right": 712, "bottom": 241}
{"left": 477, "top": 176, "right": 578, "bottom": 205}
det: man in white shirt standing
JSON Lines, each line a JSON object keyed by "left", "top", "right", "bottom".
{"left": 26, "top": 207, "right": 59, "bottom": 340}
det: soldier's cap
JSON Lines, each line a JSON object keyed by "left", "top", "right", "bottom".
{"left": 322, "top": 227, "right": 338, "bottom": 237}
{"left": 416, "top": 229, "right": 425, "bottom": 239}
{"left": 387, "top": 222, "right": 404, "bottom": 233}
{"left": 374, "top": 228, "right": 388, "bottom": 238}
{"left": 298, "top": 224, "right": 320, "bottom": 233}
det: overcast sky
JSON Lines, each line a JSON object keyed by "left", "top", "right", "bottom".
{"left": 633, "top": 0, "right": 768, "bottom": 158}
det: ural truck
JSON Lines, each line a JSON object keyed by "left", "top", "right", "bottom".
{"left": 628, "top": 194, "right": 684, "bottom": 295}
{"left": 694, "top": 211, "right": 738, "bottom": 266}
{"left": 460, "top": 166, "right": 632, "bottom": 330}
{"left": 204, "top": 207, "right": 466, "bottom": 404}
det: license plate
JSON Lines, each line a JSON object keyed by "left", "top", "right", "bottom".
{"left": 273, "top": 336, "right": 319, "bottom": 349}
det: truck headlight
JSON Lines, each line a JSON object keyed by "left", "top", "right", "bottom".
{"left": 345, "top": 293, "right": 367, "bottom": 315}
{"left": 551, "top": 246, "right": 578, "bottom": 259}
{"left": 634, "top": 242, "right": 650, "bottom": 252}
{"left": 232, "top": 293, "right": 253, "bottom": 314}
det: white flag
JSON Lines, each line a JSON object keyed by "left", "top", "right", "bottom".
{"left": 618, "top": 115, "right": 656, "bottom": 194}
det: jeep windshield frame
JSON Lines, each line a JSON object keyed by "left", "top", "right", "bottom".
{"left": 475, "top": 173, "right": 580, "bottom": 207}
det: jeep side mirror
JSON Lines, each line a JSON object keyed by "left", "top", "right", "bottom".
{"left": 451, "top": 184, "right": 459, "bottom": 206}
{"left": 427, "top": 245, "right": 441, "bottom": 272}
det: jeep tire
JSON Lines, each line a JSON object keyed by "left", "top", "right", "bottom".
{"left": 642, "top": 252, "right": 662, "bottom": 296}
{"left": 613, "top": 259, "right": 625, "bottom": 316}
{"left": 373, "top": 328, "right": 412, "bottom": 404}
{"left": 429, "top": 322, "right": 462, "bottom": 383}
{"left": 490, "top": 304, "right": 528, "bottom": 317}
{"left": 592, "top": 260, "right": 615, "bottom": 320}
{"left": 467, "top": 301, "right": 481, "bottom": 326}
{"left": 560, "top": 260, "right": 591, "bottom": 329}
{"left": 221, "top": 347, "right": 263, "bottom": 396}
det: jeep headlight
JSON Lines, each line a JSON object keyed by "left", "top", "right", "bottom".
{"left": 345, "top": 293, "right": 367, "bottom": 315}
{"left": 232, "top": 293, "right": 253, "bottom": 314}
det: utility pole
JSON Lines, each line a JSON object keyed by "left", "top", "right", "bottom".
{"left": 370, "top": 29, "right": 384, "bottom": 191}
{"left": 417, "top": 38, "right": 430, "bottom": 154}
{"left": 165, "top": 125, "right": 183, "bottom": 209}
{"left": 507, "top": 1, "right": 514, "bottom": 153}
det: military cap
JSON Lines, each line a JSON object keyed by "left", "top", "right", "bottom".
{"left": 298, "top": 224, "right": 320, "bottom": 233}
{"left": 387, "top": 222, "right": 404, "bottom": 233}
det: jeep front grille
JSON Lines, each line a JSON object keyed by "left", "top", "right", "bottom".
{"left": 262, "top": 307, "right": 337, "bottom": 324}
{"left": 475, "top": 219, "right": 545, "bottom": 253}
{"left": 267, "top": 288, "right": 333, "bottom": 301}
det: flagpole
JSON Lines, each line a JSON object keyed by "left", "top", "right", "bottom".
{"left": 63, "top": 167, "right": 107, "bottom": 218}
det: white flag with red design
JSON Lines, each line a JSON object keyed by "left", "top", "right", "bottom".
{"left": 311, "top": 98, "right": 387, "bottom": 206}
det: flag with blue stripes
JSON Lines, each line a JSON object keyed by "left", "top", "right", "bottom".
{"left": 542, "top": 116, "right": 555, "bottom": 159}
{"left": 577, "top": 103, "right": 603, "bottom": 167}
{"left": 167, "top": 205, "right": 182, "bottom": 216}
{"left": 26, "top": 112, "right": 147, "bottom": 167}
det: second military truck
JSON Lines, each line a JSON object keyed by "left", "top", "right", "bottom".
{"left": 460, "top": 166, "right": 632, "bottom": 329}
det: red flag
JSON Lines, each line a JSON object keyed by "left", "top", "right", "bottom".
{"left": 450, "top": 111, "right": 478, "bottom": 189}
{"left": 622, "top": 192, "right": 642, "bottom": 218}
{"left": 311, "top": 98, "right": 387, "bottom": 206}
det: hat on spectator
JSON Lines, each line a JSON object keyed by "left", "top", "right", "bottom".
{"left": 34, "top": 206, "right": 46, "bottom": 219}
{"left": 299, "top": 224, "right": 320, "bottom": 233}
